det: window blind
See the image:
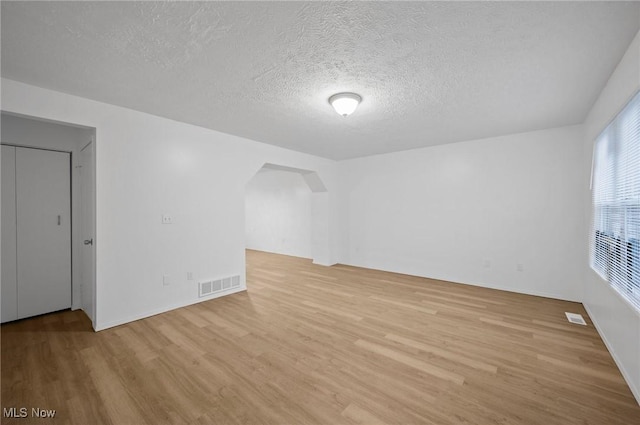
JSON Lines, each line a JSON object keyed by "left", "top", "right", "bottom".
{"left": 591, "top": 91, "right": 640, "bottom": 311}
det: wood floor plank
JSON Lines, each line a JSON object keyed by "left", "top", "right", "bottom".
{"left": 341, "top": 403, "right": 387, "bottom": 425}
{"left": 384, "top": 333, "right": 499, "bottom": 374}
{"left": 354, "top": 338, "right": 466, "bottom": 385}
{"left": 368, "top": 295, "right": 438, "bottom": 315}
{"left": 1, "top": 249, "right": 638, "bottom": 424}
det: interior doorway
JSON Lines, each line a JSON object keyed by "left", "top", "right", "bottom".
{"left": 245, "top": 166, "right": 313, "bottom": 259}
{"left": 244, "top": 163, "right": 331, "bottom": 277}
{"left": 0, "top": 113, "right": 97, "bottom": 328}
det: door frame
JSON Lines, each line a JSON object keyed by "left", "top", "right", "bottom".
{"left": 79, "top": 139, "right": 96, "bottom": 328}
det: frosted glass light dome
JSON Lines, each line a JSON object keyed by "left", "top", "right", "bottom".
{"left": 329, "top": 92, "right": 362, "bottom": 117}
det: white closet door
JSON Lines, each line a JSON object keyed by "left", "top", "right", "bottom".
{"left": 1, "top": 146, "right": 18, "bottom": 322}
{"left": 16, "top": 147, "right": 71, "bottom": 319}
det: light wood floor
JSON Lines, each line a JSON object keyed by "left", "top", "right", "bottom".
{"left": 2, "top": 250, "right": 639, "bottom": 425}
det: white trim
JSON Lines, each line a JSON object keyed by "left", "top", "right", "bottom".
{"left": 313, "top": 259, "right": 338, "bottom": 267}
{"left": 94, "top": 287, "right": 246, "bottom": 331}
{"left": 341, "top": 261, "right": 582, "bottom": 303}
{"left": 584, "top": 303, "right": 640, "bottom": 405}
{"left": 592, "top": 268, "right": 640, "bottom": 319}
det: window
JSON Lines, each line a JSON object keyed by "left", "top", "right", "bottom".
{"left": 591, "top": 91, "right": 640, "bottom": 311}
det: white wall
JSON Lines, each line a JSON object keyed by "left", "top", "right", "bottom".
{"left": 582, "top": 30, "right": 640, "bottom": 404}
{"left": 245, "top": 169, "right": 312, "bottom": 258}
{"left": 1, "top": 78, "right": 338, "bottom": 331}
{"left": 1, "top": 113, "right": 93, "bottom": 315}
{"left": 338, "top": 125, "right": 585, "bottom": 302}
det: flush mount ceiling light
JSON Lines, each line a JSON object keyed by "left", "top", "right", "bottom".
{"left": 328, "top": 92, "right": 362, "bottom": 117}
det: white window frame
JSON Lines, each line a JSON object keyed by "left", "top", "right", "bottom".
{"left": 590, "top": 91, "right": 640, "bottom": 312}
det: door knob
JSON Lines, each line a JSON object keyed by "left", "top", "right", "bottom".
{"left": 83, "top": 239, "right": 93, "bottom": 246}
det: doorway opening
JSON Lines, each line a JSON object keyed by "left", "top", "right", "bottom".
{"left": 1, "top": 112, "right": 97, "bottom": 329}
{"left": 244, "top": 163, "right": 330, "bottom": 285}
{"left": 246, "top": 166, "right": 313, "bottom": 259}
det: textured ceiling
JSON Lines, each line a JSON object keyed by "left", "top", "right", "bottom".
{"left": 2, "top": 2, "right": 639, "bottom": 160}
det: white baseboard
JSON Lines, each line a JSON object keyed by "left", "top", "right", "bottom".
{"left": 584, "top": 303, "right": 640, "bottom": 406}
{"left": 464, "top": 280, "right": 581, "bottom": 303}
{"left": 340, "top": 261, "right": 581, "bottom": 303}
{"left": 95, "top": 286, "right": 246, "bottom": 332}
{"left": 313, "top": 259, "right": 337, "bottom": 267}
